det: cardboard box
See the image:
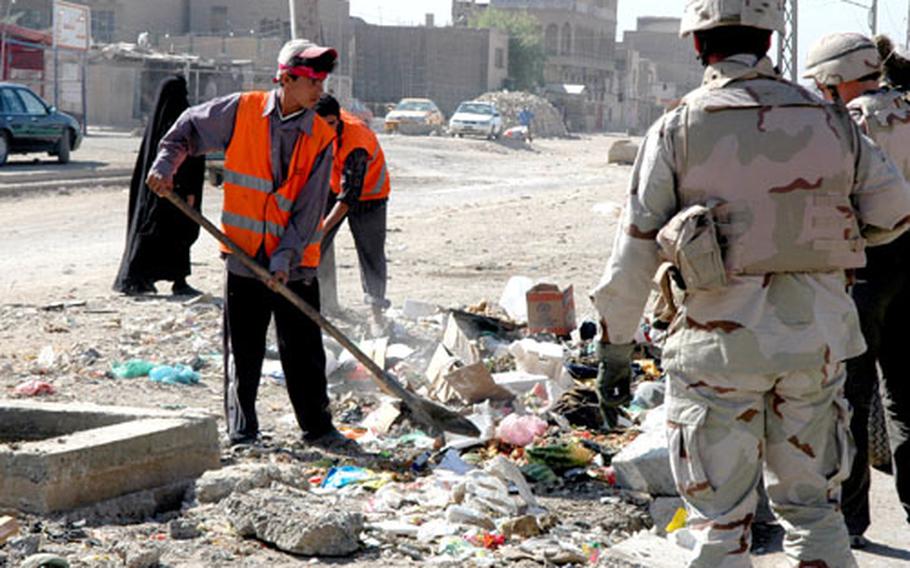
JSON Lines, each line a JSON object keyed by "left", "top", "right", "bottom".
{"left": 526, "top": 283, "right": 576, "bottom": 336}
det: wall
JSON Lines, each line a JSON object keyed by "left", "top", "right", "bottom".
{"left": 86, "top": 62, "right": 138, "bottom": 126}
{"left": 353, "top": 22, "right": 506, "bottom": 115}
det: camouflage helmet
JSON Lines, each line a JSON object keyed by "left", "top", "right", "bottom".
{"left": 680, "top": 0, "right": 786, "bottom": 37}
{"left": 803, "top": 32, "right": 881, "bottom": 86}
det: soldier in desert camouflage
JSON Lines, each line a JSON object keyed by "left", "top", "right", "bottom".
{"left": 591, "top": 1, "right": 910, "bottom": 567}
{"left": 804, "top": 32, "right": 910, "bottom": 550}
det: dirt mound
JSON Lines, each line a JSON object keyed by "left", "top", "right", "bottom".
{"left": 477, "top": 91, "right": 569, "bottom": 138}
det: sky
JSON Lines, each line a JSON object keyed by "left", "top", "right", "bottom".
{"left": 348, "top": 0, "right": 910, "bottom": 76}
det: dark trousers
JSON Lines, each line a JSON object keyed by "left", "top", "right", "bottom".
{"left": 222, "top": 271, "right": 332, "bottom": 442}
{"left": 842, "top": 238, "right": 910, "bottom": 535}
{"left": 318, "top": 198, "right": 389, "bottom": 309}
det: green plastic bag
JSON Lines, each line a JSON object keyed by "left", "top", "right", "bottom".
{"left": 110, "top": 359, "right": 155, "bottom": 379}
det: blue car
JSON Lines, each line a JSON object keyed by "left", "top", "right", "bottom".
{"left": 0, "top": 82, "right": 82, "bottom": 165}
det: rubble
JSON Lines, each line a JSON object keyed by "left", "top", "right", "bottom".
{"left": 223, "top": 486, "right": 364, "bottom": 556}
{"left": 194, "top": 463, "right": 310, "bottom": 504}
{"left": 476, "top": 91, "right": 570, "bottom": 138}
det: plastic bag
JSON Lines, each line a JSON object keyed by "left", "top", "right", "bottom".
{"left": 149, "top": 364, "right": 200, "bottom": 385}
{"left": 495, "top": 414, "right": 548, "bottom": 447}
{"left": 111, "top": 359, "right": 155, "bottom": 379}
{"left": 14, "top": 379, "right": 56, "bottom": 396}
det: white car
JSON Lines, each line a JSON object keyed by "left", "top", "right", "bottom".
{"left": 449, "top": 101, "right": 503, "bottom": 139}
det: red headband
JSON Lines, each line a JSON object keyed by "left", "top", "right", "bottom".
{"left": 278, "top": 63, "right": 329, "bottom": 81}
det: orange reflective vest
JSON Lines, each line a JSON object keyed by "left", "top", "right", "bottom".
{"left": 220, "top": 91, "right": 335, "bottom": 268}
{"left": 330, "top": 109, "right": 390, "bottom": 201}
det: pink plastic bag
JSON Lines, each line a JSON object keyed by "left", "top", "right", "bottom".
{"left": 495, "top": 414, "right": 548, "bottom": 447}
{"left": 14, "top": 379, "right": 56, "bottom": 397}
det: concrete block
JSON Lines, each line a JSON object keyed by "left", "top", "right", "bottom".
{"left": 612, "top": 427, "right": 677, "bottom": 497}
{"left": 608, "top": 139, "right": 640, "bottom": 165}
{"left": 0, "top": 400, "right": 219, "bottom": 514}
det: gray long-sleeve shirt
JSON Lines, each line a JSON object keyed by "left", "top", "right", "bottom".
{"left": 150, "top": 89, "right": 333, "bottom": 281}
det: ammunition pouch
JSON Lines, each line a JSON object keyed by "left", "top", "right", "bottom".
{"left": 652, "top": 204, "right": 727, "bottom": 322}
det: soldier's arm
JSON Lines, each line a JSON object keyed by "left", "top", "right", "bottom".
{"left": 590, "top": 110, "right": 681, "bottom": 344}
{"left": 851, "top": 127, "right": 910, "bottom": 245}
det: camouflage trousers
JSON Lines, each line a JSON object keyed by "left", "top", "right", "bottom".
{"left": 666, "top": 364, "right": 857, "bottom": 568}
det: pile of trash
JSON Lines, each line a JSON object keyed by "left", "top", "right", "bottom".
{"left": 477, "top": 91, "right": 569, "bottom": 138}
{"left": 0, "top": 275, "right": 677, "bottom": 566}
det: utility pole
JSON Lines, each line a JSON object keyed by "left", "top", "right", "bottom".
{"left": 777, "top": 0, "right": 798, "bottom": 82}
{"left": 288, "top": 0, "right": 297, "bottom": 39}
{"left": 870, "top": 0, "right": 878, "bottom": 35}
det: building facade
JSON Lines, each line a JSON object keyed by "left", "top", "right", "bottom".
{"left": 618, "top": 17, "right": 704, "bottom": 132}
{"left": 455, "top": 0, "right": 620, "bottom": 131}
{"left": 352, "top": 18, "right": 508, "bottom": 116}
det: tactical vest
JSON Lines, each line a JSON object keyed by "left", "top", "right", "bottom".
{"left": 678, "top": 76, "right": 866, "bottom": 275}
{"left": 850, "top": 90, "right": 910, "bottom": 181}
{"left": 330, "top": 109, "right": 391, "bottom": 201}
{"left": 220, "top": 91, "right": 335, "bottom": 268}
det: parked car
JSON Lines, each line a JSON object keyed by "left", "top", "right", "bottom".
{"left": 0, "top": 82, "right": 82, "bottom": 165}
{"left": 384, "top": 98, "right": 445, "bottom": 135}
{"left": 448, "top": 101, "right": 503, "bottom": 139}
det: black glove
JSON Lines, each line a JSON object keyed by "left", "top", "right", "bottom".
{"left": 595, "top": 342, "right": 635, "bottom": 429}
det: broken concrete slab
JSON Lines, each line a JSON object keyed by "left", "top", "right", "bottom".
{"left": 194, "top": 463, "right": 310, "bottom": 504}
{"left": 0, "top": 400, "right": 219, "bottom": 514}
{"left": 223, "top": 486, "right": 363, "bottom": 556}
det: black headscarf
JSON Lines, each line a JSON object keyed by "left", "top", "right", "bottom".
{"left": 113, "top": 75, "right": 205, "bottom": 292}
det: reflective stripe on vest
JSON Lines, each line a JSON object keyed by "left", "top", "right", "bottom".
{"left": 220, "top": 91, "right": 336, "bottom": 268}
{"left": 331, "top": 109, "right": 391, "bottom": 201}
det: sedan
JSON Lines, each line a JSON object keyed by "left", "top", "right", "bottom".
{"left": 449, "top": 101, "right": 503, "bottom": 139}
{"left": 384, "top": 98, "right": 445, "bottom": 135}
{"left": 0, "top": 82, "right": 82, "bottom": 165}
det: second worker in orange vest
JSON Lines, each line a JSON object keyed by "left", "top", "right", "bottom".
{"left": 145, "top": 40, "right": 358, "bottom": 453}
{"left": 314, "top": 94, "right": 391, "bottom": 334}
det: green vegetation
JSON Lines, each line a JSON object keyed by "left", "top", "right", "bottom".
{"left": 471, "top": 8, "right": 546, "bottom": 91}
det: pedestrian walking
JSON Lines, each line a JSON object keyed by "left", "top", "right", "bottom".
{"left": 113, "top": 75, "right": 204, "bottom": 297}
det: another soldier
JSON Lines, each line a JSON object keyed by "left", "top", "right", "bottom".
{"left": 591, "top": 2, "right": 910, "bottom": 567}
{"left": 804, "top": 32, "right": 910, "bottom": 549}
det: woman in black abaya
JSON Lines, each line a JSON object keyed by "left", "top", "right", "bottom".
{"left": 113, "top": 75, "right": 205, "bottom": 296}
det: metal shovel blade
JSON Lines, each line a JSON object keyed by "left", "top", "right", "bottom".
{"left": 162, "top": 192, "right": 480, "bottom": 437}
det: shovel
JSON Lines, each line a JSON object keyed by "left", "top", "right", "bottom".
{"left": 162, "top": 191, "right": 480, "bottom": 437}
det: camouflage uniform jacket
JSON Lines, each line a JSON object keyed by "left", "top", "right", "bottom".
{"left": 592, "top": 54, "right": 910, "bottom": 375}
{"left": 849, "top": 88, "right": 910, "bottom": 181}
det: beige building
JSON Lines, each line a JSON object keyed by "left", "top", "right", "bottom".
{"left": 352, "top": 17, "right": 508, "bottom": 116}
{"left": 455, "top": 0, "right": 620, "bottom": 131}
{"left": 617, "top": 17, "right": 704, "bottom": 132}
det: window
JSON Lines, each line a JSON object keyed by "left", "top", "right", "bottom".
{"left": 561, "top": 23, "right": 572, "bottom": 55}
{"left": 545, "top": 24, "right": 558, "bottom": 55}
{"left": 0, "top": 88, "right": 25, "bottom": 113}
{"left": 17, "top": 89, "right": 48, "bottom": 115}
{"left": 210, "top": 6, "right": 228, "bottom": 33}
{"left": 495, "top": 48, "right": 504, "bottom": 69}
{"left": 92, "top": 10, "right": 115, "bottom": 44}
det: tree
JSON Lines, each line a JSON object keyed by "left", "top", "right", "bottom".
{"left": 471, "top": 8, "right": 545, "bottom": 91}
